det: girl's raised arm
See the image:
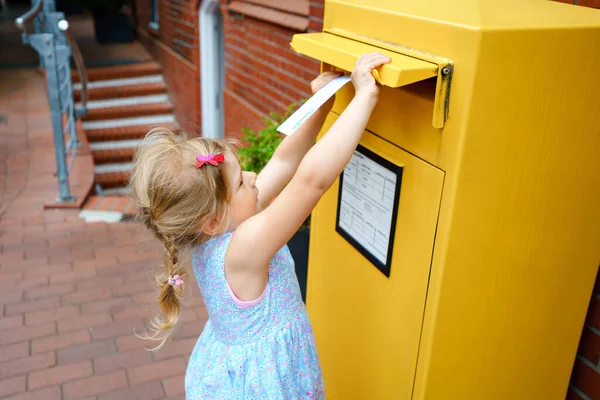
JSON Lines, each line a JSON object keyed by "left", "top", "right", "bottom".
{"left": 227, "top": 53, "right": 391, "bottom": 289}
{"left": 255, "top": 72, "right": 342, "bottom": 208}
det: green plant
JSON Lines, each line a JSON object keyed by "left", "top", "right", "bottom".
{"left": 239, "top": 103, "right": 297, "bottom": 174}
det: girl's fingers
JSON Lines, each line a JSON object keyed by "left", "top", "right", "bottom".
{"left": 358, "top": 52, "right": 391, "bottom": 68}
{"left": 358, "top": 52, "right": 383, "bottom": 62}
{"left": 321, "top": 72, "right": 343, "bottom": 80}
{"left": 311, "top": 71, "right": 344, "bottom": 92}
{"left": 365, "top": 54, "right": 391, "bottom": 65}
{"left": 365, "top": 58, "right": 391, "bottom": 69}
{"left": 319, "top": 72, "right": 335, "bottom": 78}
{"left": 359, "top": 59, "right": 391, "bottom": 74}
{"left": 318, "top": 71, "right": 342, "bottom": 81}
{"left": 356, "top": 53, "right": 369, "bottom": 65}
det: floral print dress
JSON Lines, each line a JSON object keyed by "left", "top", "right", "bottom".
{"left": 185, "top": 231, "right": 324, "bottom": 399}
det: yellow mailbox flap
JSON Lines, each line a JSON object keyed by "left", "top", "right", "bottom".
{"left": 290, "top": 32, "right": 438, "bottom": 88}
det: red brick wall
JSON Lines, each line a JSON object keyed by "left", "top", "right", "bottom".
{"left": 220, "top": 1, "right": 323, "bottom": 138}
{"left": 134, "top": 0, "right": 201, "bottom": 132}
{"left": 567, "top": 270, "right": 600, "bottom": 400}
{"left": 133, "top": 0, "right": 200, "bottom": 64}
{"left": 555, "top": 0, "right": 600, "bottom": 6}
{"left": 133, "top": 0, "right": 324, "bottom": 137}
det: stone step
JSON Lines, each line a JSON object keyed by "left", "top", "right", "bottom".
{"left": 100, "top": 187, "right": 131, "bottom": 196}
{"left": 82, "top": 94, "right": 170, "bottom": 110}
{"left": 95, "top": 162, "right": 133, "bottom": 189}
{"left": 92, "top": 148, "right": 136, "bottom": 165}
{"left": 82, "top": 114, "right": 176, "bottom": 132}
{"left": 73, "top": 61, "right": 161, "bottom": 83}
{"left": 85, "top": 121, "right": 179, "bottom": 142}
{"left": 74, "top": 80, "right": 167, "bottom": 102}
{"left": 73, "top": 75, "right": 164, "bottom": 91}
{"left": 82, "top": 195, "right": 136, "bottom": 217}
{"left": 90, "top": 138, "right": 142, "bottom": 164}
{"left": 83, "top": 101, "right": 174, "bottom": 122}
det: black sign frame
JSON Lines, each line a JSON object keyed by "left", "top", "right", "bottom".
{"left": 335, "top": 144, "right": 403, "bottom": 277}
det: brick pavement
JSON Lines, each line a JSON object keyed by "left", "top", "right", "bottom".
{"left": 0, "top": 69, "right": 206, "bottom": 399}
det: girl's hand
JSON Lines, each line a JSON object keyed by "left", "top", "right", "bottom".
{"left": 351, "top": 52, "right": 391, "bottom": 98}
{"left": 311, "top": 71, "right": 343, "bottom": 111}
{"left": 310, "top": 71, "right": 343, "bottom": 94}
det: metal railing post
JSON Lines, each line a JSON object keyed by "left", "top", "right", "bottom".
{"left": 16, "top": 1, "right": 87, "bottom": 203}
{"left": 40, "top": 35, "right": 74, "bottom": 202}
{"left": 24, "top": 34, "right": 74, "bottom": 202}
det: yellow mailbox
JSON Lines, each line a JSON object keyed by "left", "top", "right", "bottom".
{"left": 291, "top": 1, "right": 600, "bottom": 399}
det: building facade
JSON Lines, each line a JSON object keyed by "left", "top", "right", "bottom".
{"left": 133, "top": 0, "right": 323, "bottom": 138}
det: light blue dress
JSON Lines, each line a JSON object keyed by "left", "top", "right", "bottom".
{"left": 185, "top": 231, "right": 324, "bottom": 399}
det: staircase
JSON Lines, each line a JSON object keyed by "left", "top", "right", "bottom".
{"left": 74, "top": 62, "right": 179, "bottom": 219}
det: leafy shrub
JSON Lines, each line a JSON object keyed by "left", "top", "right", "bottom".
{"left": 239, "top": 103, "right": 297, "bottom": 174}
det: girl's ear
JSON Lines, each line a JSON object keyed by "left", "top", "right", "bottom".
{"left": 203, "top": 216, "right": 222, "bottom": 235}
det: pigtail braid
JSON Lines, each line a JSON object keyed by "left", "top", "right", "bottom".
{"left": 143, "top": 235, "right": 186, "bottom": 350}
{"left": 158, "top": 238, "right": 186, "bottom": 324}
{"left": 164, "top": 236, "right": 179, "bottom": 270}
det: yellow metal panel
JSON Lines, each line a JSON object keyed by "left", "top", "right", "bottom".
{"left": 308, "top": 116, "right": 444, "bottom": 399}
{"left": 291, "top": 32, "right": 438, "bottom": 88}
{"left": 324, "top": 0, "right": 600, "bottom": 29}
{"left": 413, "top": 27, "right": 600, "bottom": 400}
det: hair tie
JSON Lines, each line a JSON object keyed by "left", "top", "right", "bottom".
{"left": 196, "top": 153, "right": 225, "bottom": 168}
{"left": 167, "top": 274, "right": 184, "bottom": 287}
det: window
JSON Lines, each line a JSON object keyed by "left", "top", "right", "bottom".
{"left": 149, "top": 0, "right": 159, "bottom": 30}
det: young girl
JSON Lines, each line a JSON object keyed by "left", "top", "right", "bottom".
{"left": 129, "top": 53, "right": 391, "bottom": 399}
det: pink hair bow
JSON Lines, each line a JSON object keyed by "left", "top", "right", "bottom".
{"left": 196, "top": 153, "right": 225, "bottom": 168}
{"left": 168, "top": 274, "right": 184, "bottom": 287}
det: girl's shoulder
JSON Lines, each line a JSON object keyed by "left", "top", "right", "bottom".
{"left": 193, "top": 231, "right": 235, "bottom": 259}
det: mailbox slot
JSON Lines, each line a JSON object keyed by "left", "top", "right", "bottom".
{"left": 291, "top": 31, "right": 453, "bottom": 128}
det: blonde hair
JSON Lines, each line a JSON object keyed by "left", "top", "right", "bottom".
{"left": 129, "top": 127, "right": 236, "bottom": 349}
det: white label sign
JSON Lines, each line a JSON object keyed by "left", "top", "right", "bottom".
{"left": 338, "top": 148, "right": 400, "bottom": 268}
{"left": 277, "top": 76, "right": 351, "bottom": 136}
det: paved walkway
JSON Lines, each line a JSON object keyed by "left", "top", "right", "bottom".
{"left": 0, "top": 69, "right": 206, "bottom": 399}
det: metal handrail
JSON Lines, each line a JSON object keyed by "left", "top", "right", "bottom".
{"left": 16, "top": 1, "right": 89, "bottom": 202}
{"left": 15, "top": 0, "right": 43, "bottom": 32}
{"left": 58, "top": 20, "right": 88, "bottom": 111}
